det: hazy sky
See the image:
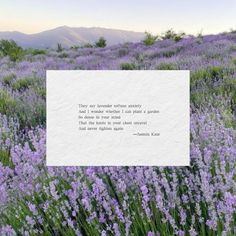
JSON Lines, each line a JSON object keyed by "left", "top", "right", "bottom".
{"left": 1, "top": 0, "right": 236, "bottom": 35}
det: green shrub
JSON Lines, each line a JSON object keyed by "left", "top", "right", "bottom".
{"left": 157, "top": 63, "right": 177, "bottom": 70}
{"left": 0, "top": 90, "right": 45, "bottom": 129}
{"left": 191, "top": 76, "right": 236, "bottom": 114}
{"left": 209, "top": 66, "right": 226, "bottom": 78}
{"left": 222, "top": 79, "right": 236, "bottom": 114}
{"left": 17, "top": 103, "right": 46, "bottom": 129}
{"left": 83, "top": 43, "right": 94, "bottom": 48}
{"left": 120, "top": 62, "right": 137, "bottom": 70}
{"left": 161, "top": 29, "right": 185, "bottom": 42}
{"left": 232, "top": 58, "right": 236, "bottom": 65}
{"left": 0, "top": 40, "right": 23, "bottom": 61}
{"left": 34, "top": 87, "right": 46, "bottom": 99}
{"left": 191, "top": 66, "right": 226, "bottom": 88}
{"left": 95, "top": 37, "right": 107, "bottom": 48}
{"left": 143, "top": 32, "right": 158, "bottom": 46}
{"left": 12, "top": 78, "right": 35, "bottom": 91}
{"left": 56, "top": 43, "right": 63, "bottom": 52}
{"left": 0, "top": 149, "right": 13, "bottom": 168}
{"left": 1, "top": 74, "right": 16, "bottom": 86}
{"left": 190, "top": 91, "right": 208, "bottom": 107}
{"left": 0, "top": 91, "right": 17, "bottom": 115}
{"left": 31, "top": 49, "right": 47, "bottom": 56}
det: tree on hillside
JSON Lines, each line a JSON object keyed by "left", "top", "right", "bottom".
{"left": 161, "top": 29, "right": 186, "bottom": 42}
{"left": 56, "top": 43, "right": 63, "bottom": 52}
{"left": 95, "top": 37, "right": 107, "bottom": 48}
{"left": 143, "top": 31, "right": 159, "bottom": 46}
{"left": 0, "top": 39, "right": 23, "bottom": 61}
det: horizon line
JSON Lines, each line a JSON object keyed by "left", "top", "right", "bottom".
{"left": 0, "top": 25, "right": 233, "bottom": 37}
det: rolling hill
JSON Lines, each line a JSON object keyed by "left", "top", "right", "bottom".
{"left": 0, "top": 26, "right": 145, "bottom": 48}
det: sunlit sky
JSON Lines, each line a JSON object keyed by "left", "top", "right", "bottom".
{"left": 1, "top": 0, "right": 236, "bottom": 35}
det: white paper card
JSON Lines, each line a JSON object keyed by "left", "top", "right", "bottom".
{"left": 47, "top": 71, "right": 189, "bottom": 166}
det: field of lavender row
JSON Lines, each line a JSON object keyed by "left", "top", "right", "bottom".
{"left": 0, "top": 32, "right": 236, "bottom": 235}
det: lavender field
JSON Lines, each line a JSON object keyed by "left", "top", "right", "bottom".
{"left": 0, "top": 32, "right": 236, "bottom": 236}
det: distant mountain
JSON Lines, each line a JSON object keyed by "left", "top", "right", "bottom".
{"left": 0, "top": 26, "right": 145, "bottom": 48}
